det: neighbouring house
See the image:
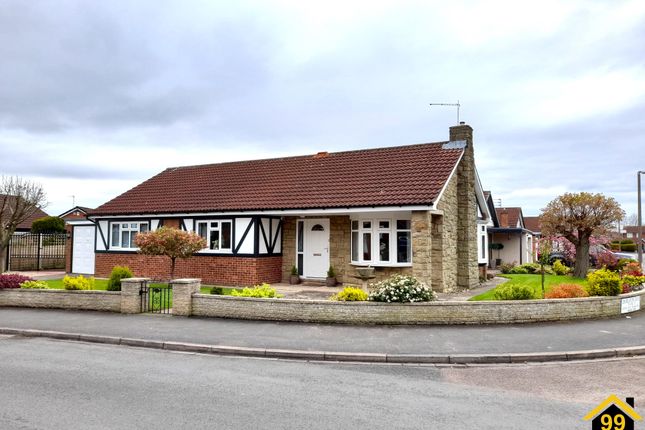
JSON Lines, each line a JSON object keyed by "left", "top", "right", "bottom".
{"left": 59, "top": 206, "right": 94, "bottom": 223}
{"left": 486, "top": 197, "right": 536, "bottom": 266}
{"left": 523, "top": 216, "right": 541, "bottom": 258}
{"left": 0, "top": 194, "right": 49, "bottom": 232}
{"left": 624, "top": 225, "right": 645, "bottom": 251}
{"left": 69, "top": 123, "right": 491, "bottom": 292}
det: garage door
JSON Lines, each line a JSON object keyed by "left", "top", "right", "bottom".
{"left": 72, "top": 225, "right": 95, "bottom": 275}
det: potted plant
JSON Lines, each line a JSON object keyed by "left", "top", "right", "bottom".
{"left": 289, "top": 265, "right": 300, "bottom": 285}
{"left": 489, "top": 243, "right": 504, "bottom": 268}
{"left": 326, "top": 265, "right": 337, "bottom": 287}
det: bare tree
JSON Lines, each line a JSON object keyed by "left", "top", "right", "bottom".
{"left": 0, "top": 176, "right": 47, "bottom": 272}
{"left": 625, "top": 213, "right": 638, "bottom": 227}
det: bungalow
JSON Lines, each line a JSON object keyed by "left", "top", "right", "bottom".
{"left": 72, "top": 123, "right": 490, "bottom": 292}
{"left": 59, "top": 206, "right": 94, "bottom": 223}
{"left": 0, "top": 194, "right": 49, "bottom": 233}
{"left": 487, "top": 200, "right": 536, "bottom": 266}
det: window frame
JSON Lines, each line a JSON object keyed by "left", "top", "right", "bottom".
{"left": 196, "top": 219, "right": 233, "bottom": 253}
{"left": 350, "top": 216, "right": 412, "bottom": 267}
{"left": 109, "top": 221, "right": 150, "bottom": 250}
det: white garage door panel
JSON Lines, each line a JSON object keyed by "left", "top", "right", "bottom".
{"left": 72, "top": 226, "right": 96, "bottom": 275}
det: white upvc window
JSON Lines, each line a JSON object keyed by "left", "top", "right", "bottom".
{"left": 197, "top": 220, "right": 232, "bottom": 252}
{"left": 351, "top": 218, "right": 411, "bottom": 266}
{"left": 110, "top": 222, "right": 149, "bottom": 249}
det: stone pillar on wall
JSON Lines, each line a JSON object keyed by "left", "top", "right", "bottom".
{"left": 171, "top": 278, "right": 201, "bottom": 316}
{"left": 120, "top": 278, "right": 150, "bottom": 314}
{"left": 411, "top": 211, "right": 433, "bottom": 290}
{"left": 281, "top": 217, "right": 297, "bottom": 282}
{"left": 430, "top": 214, "right": 444, "bottom": 292}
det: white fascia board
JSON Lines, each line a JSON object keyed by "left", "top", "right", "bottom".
{"left": 66, "top": 220, "right": 95, "bottom": 226}
{"left": 474, "top": 167, "right": 491, "bottom": 222}
{"left": 88, "top": 205, "right": 438, "bottom": 220}
{"left": 434, "top": 150, "right": 465, "bottom": 207}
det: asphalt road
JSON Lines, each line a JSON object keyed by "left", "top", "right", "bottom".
{"left": 1, "top": 307, "right": 644, "bottom": 354}
{"left": 1, "top": 336, "right": 643, "bottom": 429}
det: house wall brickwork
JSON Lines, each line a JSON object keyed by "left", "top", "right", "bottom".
{"left": 95, "top": 253, "right": 282, "bottom": 286}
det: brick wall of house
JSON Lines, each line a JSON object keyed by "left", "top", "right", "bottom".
{"left": 95, "top": 253, "right": 282, "bottom": 286}
{"left": 65, "top": 224, "right": 72, "bottom": 273}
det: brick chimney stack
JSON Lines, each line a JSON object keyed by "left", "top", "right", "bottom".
{"left": 449, "top": 121, "right": 473, "bottom": 144}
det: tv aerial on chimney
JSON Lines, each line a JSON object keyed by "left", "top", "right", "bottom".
{"left": 429, "top": 100, "right": 461, "bottom": 124}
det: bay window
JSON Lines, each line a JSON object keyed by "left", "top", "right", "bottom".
{"left": 110, "top": 222, "right": 149, "bottom": 249}
{"left": 197, "top": 220, "right": 232, "bottom": 252}
{"left": 351, "top": 217, "right": 411, "bottom": 265}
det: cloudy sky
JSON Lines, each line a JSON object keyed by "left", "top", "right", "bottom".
{"left": 1, "top": 0, "right": 644, "bottom": 218}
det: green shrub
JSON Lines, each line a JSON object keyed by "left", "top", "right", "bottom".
{"left": 331, "top": 286, "right": 368, "bottom": 301}
{"left": 106, "top": 266, "right": 133, "bottom": 291}
{"left": 63, "top": 275, "right": 94, "bottom": 290}
{"left": 622, "top": 275, "right": 645, "bottom": 288}
{"left": 493, "top": 284, "right": 535, "bottom": 300}
{"left": 552, "top": 259, "right": 570, "bottom": 276}
{"left": 290, "top": 265, "right": 298, "bottom": 276}
{"left": 231, "top": 283, "right": 282, "bottom": 298}
{"left": 31, "top": 216, "right": 65, "bottom": 233}
{"left": 519, "top": 263, "right": 541, "bottom": 274}
{"left": 586, "top": 269, "right": 621, "bottom": 296}
{"left": 620, "top": 243, "right": 636, "bottom": 252}
{"left": 499, "top": 262, "right": 515, "bottom": 274}
{"left": 508, "top": 266, "right": 529, "bottom": 274}
{"left": 20, "top": 280, "right": 48, "bottom": 289}
{"left": 210, "top": 286, "right": 224, "bottom": 295}
{"left": 369, "top": 274, "right": 434, "bottom": 303}
{"left": 620, "top": 239, "right": 635, "bottom": 245}
{"left": 327, "top": 266, "right": 336, "bottom": 278}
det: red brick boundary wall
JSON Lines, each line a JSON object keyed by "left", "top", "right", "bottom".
{"left": 95, "top": 254, "right": 282, "bottom": 286}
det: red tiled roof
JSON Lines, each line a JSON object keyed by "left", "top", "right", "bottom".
{"left": 91, "top": 142, "right": 465, "bottom": 215}
{"left": 495, "top": 207, "right": 523, "bottom": 228}
{"left": 0, "top": 195, "right": 49, "bottom": 231}
{"left": 523, "top": 216, "right": 541, "bottom": 233}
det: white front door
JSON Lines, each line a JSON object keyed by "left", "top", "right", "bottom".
{"left": 72, "top": 225, "right": 96, "bottom": 275}
{"left": 303, "top": 219, "right": 330, "bottom": 278}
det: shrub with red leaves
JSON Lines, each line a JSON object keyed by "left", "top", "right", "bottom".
{"left": 545, "top": 284, "right": 589, "bottom": 299}
{"left": 0, "top": 274, "right": 33, "bottom": 289}
{"left": 621, "top": 261, "right": 643, "bottom": 277}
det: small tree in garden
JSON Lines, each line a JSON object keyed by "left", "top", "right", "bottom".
{"left": 541, "top": 192, "right": 624, "bottom": 278}
{"left": 134, "top": 227, "right": 206, "bottom": 280}
{"left": 0, "top": 176, "right": 47, "bottom": 272}
{"left": 536, "top": 237, "right": 552, "bottom": 299}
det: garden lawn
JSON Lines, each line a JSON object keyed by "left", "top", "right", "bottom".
{"left": 469, "top": 274, "right": 588, "bottom": 301}
{"left": 43, "top": 279, "right": 238, "bottom": 295}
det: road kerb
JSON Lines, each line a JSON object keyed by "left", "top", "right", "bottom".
{"left": 1, "top": 327, "right": 645, "bottom": 365}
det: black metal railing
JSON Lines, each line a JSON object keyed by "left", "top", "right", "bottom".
{"left": 8, "top": 233, "right": 66, "bottom": 271}
{"left": 140, "top": 284, "right": 172, "bottom": 314}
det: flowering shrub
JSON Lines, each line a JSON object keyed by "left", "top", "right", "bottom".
{"left": 621, "top": 262, "right": 643, "bottom": 277}
{"left": 595, "top": 251, "right": 619, "bottom": 271}
{"left": 586, "top": 269, "right": 621, "bottom": 296}
{"left": 231, "top": 283, "right": 282, "bottom": 298}
{"left": 20, "top": 280, "right": 48, "bottom": 289}
{"left": 552, "top": 259, "right": 570, "bottom": 276}
{"left": 368, "top": 275, "right": 434, "bottom": 303}
{"left": 63, "top": 275, "right": 95, "bottom": 291}
{"left": 545, "top": 284, "right": 588, "bottom": 299}
{"left": 621, "top": 275, "right": 645, "bottom": 294}
{"left": 493, "top": 284, "right": 534, "bottom": 300}
{"left": 0, "top": 274, "right": 33, "bottom": 289}
{"left": 330, "top": 286, "right": 368, "bottom": 301}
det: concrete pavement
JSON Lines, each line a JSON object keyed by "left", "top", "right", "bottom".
{"left": 1, "top": 307, "right": 644, "bottom": 363}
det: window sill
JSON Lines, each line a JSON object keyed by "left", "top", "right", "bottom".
{"left": 350, "top": 262, "right": 412, "bottom": 268}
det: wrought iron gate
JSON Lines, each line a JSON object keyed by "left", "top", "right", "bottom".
{"left": 7, "top": 233, "right": 67, "bottom": 271}
{"left": 140, "top": 284, "right": 172, "bottom": 314}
